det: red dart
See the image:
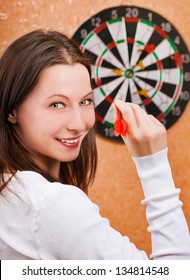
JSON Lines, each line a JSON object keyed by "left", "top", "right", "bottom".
{"left": 171, "top": 52, "right": 182, "bottom": 68}
{"left": 144, "top": 44, "right": 155, "bottom": 53}
{"left": 114, "top": 106, "right": 128, "bottom": 137}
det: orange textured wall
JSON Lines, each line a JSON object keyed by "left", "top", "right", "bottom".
{"left": 1, "top": 0, "right": 190, "bottom": 256}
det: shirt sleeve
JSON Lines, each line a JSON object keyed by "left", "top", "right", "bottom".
{"left": 132, "top": 148, "right": 190, "bottom": 259}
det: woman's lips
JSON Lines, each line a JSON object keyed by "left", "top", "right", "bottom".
{"left": 56, "top": 137, "right": 80, "bottom": 148}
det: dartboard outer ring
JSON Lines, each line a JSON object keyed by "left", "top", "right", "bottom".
{"left": 72, "top": 5, "right": 190, "bottom": 142}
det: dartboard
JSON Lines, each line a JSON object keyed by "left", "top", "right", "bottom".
{"left": 72, "top": 6, "right": 190, "bottom": 142}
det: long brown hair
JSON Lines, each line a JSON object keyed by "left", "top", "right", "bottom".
{"left": 0, "top": 29, "right": 98, "bottom": 193}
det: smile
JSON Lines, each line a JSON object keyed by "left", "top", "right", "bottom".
{"left": 60, "top": 139, "right": 79, "bottom": 144}
{"left": 56, "top": 137, "right": 80, "bottom": 148}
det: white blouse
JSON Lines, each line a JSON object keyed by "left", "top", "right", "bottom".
{"left": 0, "top": 149, "right": 190, "bottom": 259}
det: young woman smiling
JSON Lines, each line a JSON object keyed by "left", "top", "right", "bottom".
{"left": 0, "top": 29, "right": 189, "bottom": 260}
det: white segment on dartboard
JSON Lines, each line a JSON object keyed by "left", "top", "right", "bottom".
{"left": 104, "top": 81, "right": 129, "bottom": 124}
{"left": 103, "top": 85, "right": 127, "bottom": 124}
{"left": 82, "top": 31, "right": 124, "bottom": 69}
{"left": 130, "top": 20, "right": 155, "bottom": 67}
{"left": 107, "top": 17, "right": 130, "bottom": 68}
{"left": 153, "top": 90, "right": 174, "bottom": 112}
{"left": 118, "top": 79, "right": 129, "bottom": 102}
{"left": 133, "top": 76, "right": 153, "bottom": 94}
{"left": 136, "top": 68, "right": 180, "bottom": 85}
{"left": 133, "top": 75, "right": 173, "bottom": 111}
{"left": 128, "top": 78, "right": 145, "bottom": 109}
{"left": 93, "top": 75, "right": 125, "bottom": 107}
{"left": 135, "top": 38, "right": 176, "bottom": 71}
{"left": 103, "top": 103, "right": 116, "bottom": 124}
{"left": 134, "top": 73, "right": 176, "bottom": 112}
{"left": 92, "top": 65, "right": 119, "bottom": 79}
{"left": 96, "top": 79, "right": 126, "bottom": 124}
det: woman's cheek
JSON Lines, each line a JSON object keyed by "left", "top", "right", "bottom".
{"left": 88, "top": 110, "right": 96, "bottom": 129}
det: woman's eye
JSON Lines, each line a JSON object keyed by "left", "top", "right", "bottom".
{"left": 80, "top": 99, "right": 93, "bottom": 106}
{"left": 51, "top": 102, "right": 64, "bottom": 109}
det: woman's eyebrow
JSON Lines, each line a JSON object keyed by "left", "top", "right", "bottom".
{"left": 82, "top": 92, "right": 93, "bottom": 98}
{"left": 47, "top": 94, "right": 69, "bottom": 100}
{"left": 47, "top": 92, "right": 93, "bottom": 100}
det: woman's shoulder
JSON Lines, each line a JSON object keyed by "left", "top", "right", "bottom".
{"left": 7, "top": 170, "right": 88, "bottom": 208}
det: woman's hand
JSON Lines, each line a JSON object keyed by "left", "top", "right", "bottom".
{"left": 114, "top": 100, "right": 167, "bottom": 157}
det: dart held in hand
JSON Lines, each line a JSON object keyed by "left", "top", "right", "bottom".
{"left": 114, "top": 104, "right": 128, "bottom": 137}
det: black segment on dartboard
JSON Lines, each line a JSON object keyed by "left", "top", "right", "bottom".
{"left": 125, "top": 21, "right": 138, "bottom": 64}
{"left": 95, "top": 82, "right": 123, "bottom": 117}
{"left": 96, "top": 27, "right": 126, "bottom": 67}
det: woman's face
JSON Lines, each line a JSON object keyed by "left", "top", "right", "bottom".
{"left": 10, "top": 63, "right": 95, "bottom": 176}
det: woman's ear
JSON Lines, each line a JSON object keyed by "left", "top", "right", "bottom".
{"left": 8, "top": 110, "right": 17, "bottom": 124}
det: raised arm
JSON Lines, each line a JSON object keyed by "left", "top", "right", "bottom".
{"left": 115, "top": 100, "right": 190, "bottom": 259}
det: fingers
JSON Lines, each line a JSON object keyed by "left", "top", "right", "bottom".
{"left": 148, "top": 114, "right": 165, "bottom": 128}
{"left": 126, "top": 102, "right": 150, "bottom": 127}
{"left": 114, "top": 100, "right": 153, "bottom": 134}
{"left": 113, "top": 101, "right": 120, "bottom": 121}
{"left": 115, "top": 100, "right": 165, "bottom": 131}
{"left": 114, "top": 100, "right": 167, "bottom": 157}
{"left": 114, "top": 99, "right": 138, "bottom": 133}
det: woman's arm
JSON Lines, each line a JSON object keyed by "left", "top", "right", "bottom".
{"left": 133, "top": 149, "right": 190, "bottom": 259}
{"left": 115, "top": 100, "right": 190, "bottom": 259}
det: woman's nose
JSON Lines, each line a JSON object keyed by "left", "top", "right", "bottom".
{"left": 66, "top": 108, "right": 86, "bottom": 131}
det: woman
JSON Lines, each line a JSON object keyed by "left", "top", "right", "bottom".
{"left": 0, "top": 29, "right": 189, "bottom": 259}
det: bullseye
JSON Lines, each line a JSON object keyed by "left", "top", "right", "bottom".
{"left": 124, "top": 68, "right": 134, "bottom": 79}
